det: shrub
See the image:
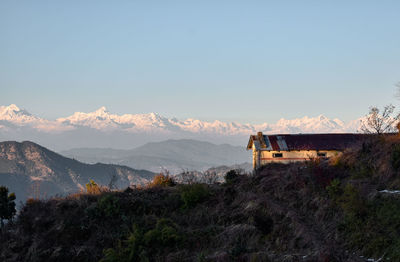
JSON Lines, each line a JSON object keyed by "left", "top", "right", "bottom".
{"left": 337, "top": 184, "right": 366, "bottom": 216}
{"left": 101, "top": 219, "right": 181, "bottom": 262}
{"left": 149, "top": 174, "right": 175, "bottom": 187}
{"left": 326, "top": 179, "right": 342, "bottom": 199}
{"left": 86, "top": 179, "right": 101, "bottom": 194}
{"left": 340, "top": 196, "right": 400, "bottom": 260}
{"left": 97, "top": 194, "right": 121, "bottom": 218}
{"left": 0, "top": 186, "right": 16, "bottom": 227}
{"left": 350, "top": 165, "right": 373, "bottom": 179}
{"left": 329, "top": 153, "right": 343, "bottom": 167}
{"left": 143, "top": 218, "right": 181, "bottom": 248}
{"left": 391, "top": 144, "right": 400, "bottom": 170}
{"left": 224, "top": 170, "right": 240, "bottom": 184}
{"left": 180, "top": 184, "right": 209, "bottom": 209}
{"left": 101, "top": 224, "right": 148, "bottom": 262}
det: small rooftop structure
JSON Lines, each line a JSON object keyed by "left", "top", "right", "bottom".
{"left": 247, "top": 132, "right": 367, "bottom": 169}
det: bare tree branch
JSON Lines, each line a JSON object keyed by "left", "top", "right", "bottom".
{"left": 360, "top": 104, "right": 400, "bottom": 134}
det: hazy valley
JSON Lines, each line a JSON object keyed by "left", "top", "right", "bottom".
{"left": 61, "top": 139, "right": 251, "bottom": 173}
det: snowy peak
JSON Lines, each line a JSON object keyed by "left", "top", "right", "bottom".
{"left": 271, "top": 114, "right": 345, "bottom": 133}
{"left": 94, "top": 106, "right": 109, "bottom": 115}
{"left": 0, "top": 104, "right": 73, "bottom": 132}
{"left": 0, "top": 104, "right": 362, "bottom": 135}
{"left": 0, "top": 104, "right": 37, "bottom": 124}
{"left": 57, "top": 108, "right": 173, "bottom": 131}
{"left": 4, "top": 104, "right": 20, "bottom": 112}
{"left": 1, "top": 104, "right": 28, "bottom": 117}
{"left": 57, "top": 107, "right": 118, "bottom": 130}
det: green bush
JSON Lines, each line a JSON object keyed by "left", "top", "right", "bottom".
{"left": 180, "top": 184, "right": 209, "bottom": 209}
{"left": 143, "top": 218, "right": 181, "bottom": 247}
{"left": 85, "top": 194, "right": 120, "bottom": 219}
{"left": 336, "top": 185, "right": 400, "bottom": 260}
{"left": 101, "top": 224, "right": 148, "bottom": 262}
{"left": 101, "top": 219, "right": 181, "bottom": 262}
{"left": 97, "top": 194, "right": 121, "bottom": 218}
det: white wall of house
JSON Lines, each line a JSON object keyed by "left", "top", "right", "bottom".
{"left": 252, "top": 144, "right": 341, "bottom": 168}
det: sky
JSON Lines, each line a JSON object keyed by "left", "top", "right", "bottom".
{"left": 1, "top": 1, "right": 399, "bottom": 124}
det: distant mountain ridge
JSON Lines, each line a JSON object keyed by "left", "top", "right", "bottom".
{"left": 0, "top": 104, "right": 362, "bottom": 149}
{"left": 61, "top": 139, "right": 251, "bottom": 173}
{"left": 0, "top": 141, "right": 154, "bottom": 202}
{"left": 0, "top": 104, "right": 361, "bottom": 134}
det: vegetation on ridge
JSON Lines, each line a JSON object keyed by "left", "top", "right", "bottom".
{"left": 2, "top": 136, "right": 400, "bottom": 261}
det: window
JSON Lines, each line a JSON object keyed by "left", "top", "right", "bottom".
{"left": 317, "top": 152, "right": 327, "bottom": 157}
{"left": 273, "top": 153, "right": 283, "bottom": 158}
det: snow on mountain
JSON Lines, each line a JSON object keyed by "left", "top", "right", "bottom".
{"left": 0, "top": 104, "right": 38, "bottom": 124}
{"left": 0, "top": 104, "right": 72, "bottom": 132}
{"left": 0, "top": 104, "right": 361, "bottom": 135}
{"left": 117, "top": 112, "right": 175, "bottom": 132}
{"left": 58, "top": 106, "right": 121, "bottom": 130}
{"left": 346, "top": 118, "right": 363, "bottom": 133}
{"left": 269, "top": 115, "right": 348, "bottom": 133}
{"left": 57, "top": 108, "right": 179, "bottom": 133}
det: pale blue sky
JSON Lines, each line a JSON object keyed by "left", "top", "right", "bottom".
{"left": 1, "top": 1, "right": 399, "bottom": 123}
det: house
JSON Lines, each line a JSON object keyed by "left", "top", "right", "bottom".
{"left": 247, "top": 132, "right": 366, "bottom": 169}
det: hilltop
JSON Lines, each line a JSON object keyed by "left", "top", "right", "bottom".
{"left": 2, "top": 135, "right": 400, "bottom": 261}
{"left": 0, "top": 141, "right": 154, "bottom": 202}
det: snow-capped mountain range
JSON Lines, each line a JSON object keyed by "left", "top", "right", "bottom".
{"left": 0, "top": 104, "right": 361, "bottom": 134}
{"left": 0, "top": 104, "right": 363, "bottom": 150}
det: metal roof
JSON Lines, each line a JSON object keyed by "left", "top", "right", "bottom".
{"left": 247, "top": 133, "right": 369, "bottom": 151}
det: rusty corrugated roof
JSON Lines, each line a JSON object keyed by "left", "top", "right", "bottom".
{"left": 268, "top": 135, "right": 280, "bottom": 151}
{"left": 265, "top": 133, "right": 366, "bottom": 151}
{"left": 247, "top": 133, "right": 371, "bottom": 151}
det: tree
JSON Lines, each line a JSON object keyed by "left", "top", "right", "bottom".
{"left": 360, "top": 104, "right": 400, "bottom": 134}
{"left": 0, "top": 186, "right": 16, "bottom": 227}
{"left": 149, "top": 173, "right": 175, "bottom": 187}
{"left": 86, "top": 179, "right": 101, "bottom": 194}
